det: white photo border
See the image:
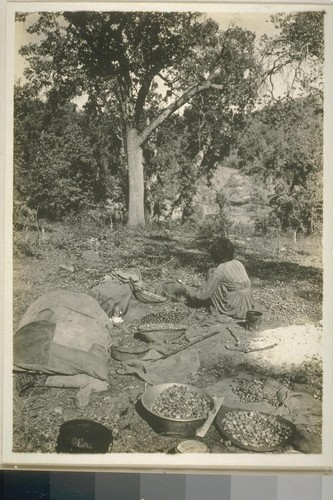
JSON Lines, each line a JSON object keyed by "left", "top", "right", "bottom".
{"left": 2, "top": 1, "right": 333, "bottom": 473}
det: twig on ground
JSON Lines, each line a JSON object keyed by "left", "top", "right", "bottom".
{"left": 225, "top": 342, "right": 278, "bottom": 354}
{"left": 164, "top": 256, "right": 177, "bottom": 265}
{"left": 226, "top": 325, "right": 240, "bottom": 346}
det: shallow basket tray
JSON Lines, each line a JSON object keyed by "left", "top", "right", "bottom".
{"left": 215, "top": 405, "right": 296, "bottom": 452}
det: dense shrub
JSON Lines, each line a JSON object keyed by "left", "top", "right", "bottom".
{"left": 254, "top": 211, "right": 281, "bottom": 235}
{"left": 237, "top": 96, "right": 323, "bottom": 235}
{"left": 14, "top": 85, "right": 123, "bottom": 220}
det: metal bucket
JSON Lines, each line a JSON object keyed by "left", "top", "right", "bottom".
{"left": 246, "top": 311, "right": 263, "bottom": 331}
{"left": 140, "top": 383, "right": 214, "bottom": 437}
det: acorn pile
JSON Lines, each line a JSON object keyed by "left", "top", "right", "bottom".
{"left": 151, "top": 385, "right": 211, "bottom": 420}
{"left": 140, "top": 309, "right": 188, "bottom": 325}
{"left": 233, "top": 378, "right": 279, "bottom": 407}
{"left": 220, "top": 410, "right": 293, "bottom": 449}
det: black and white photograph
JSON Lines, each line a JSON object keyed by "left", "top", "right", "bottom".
{"left": 2, "top": 2, "right": 333, "bottom": 471}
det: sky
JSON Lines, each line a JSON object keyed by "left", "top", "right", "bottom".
{"left": 211, "top": 12, "right": 275, "bottom": 37}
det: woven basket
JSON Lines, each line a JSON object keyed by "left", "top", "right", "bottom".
{"left": 129, "top": 277, "right": 168, "bottom": 304}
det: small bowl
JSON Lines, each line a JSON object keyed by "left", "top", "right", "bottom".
{"left": 111, "top": 345, "right": 150, "bottom": 361}
{"left": 111, "top": 316, "right": 124, "bottom": 325}
{"left": 176, "top": 440, "right": 209, "bottom": 453}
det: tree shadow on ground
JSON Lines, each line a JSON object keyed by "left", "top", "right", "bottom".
{"left": 242, "top": 254, "right": 322, "bottom": 285}
{"left": 118, "top": 227, "right": 322, "bottom": 290}
{"left": 133, "top": 242, "right": 211, "bottom": 275}
{"left": 175, "top": 251, "right": 211, "bottom": 274}
{"left": 130, "top": 230, "right": 211, "bottom": 274}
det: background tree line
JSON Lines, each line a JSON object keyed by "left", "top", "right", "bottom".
{"left": 14, "top": 10, "right": 324, "bottom": 234}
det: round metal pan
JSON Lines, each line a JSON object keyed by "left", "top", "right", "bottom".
{"left": 140, "top": 383, "right": 214, "bottom": 437}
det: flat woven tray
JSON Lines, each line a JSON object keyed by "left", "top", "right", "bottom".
{"left": 215, "top": 405, "right": 296, "bottom": 452}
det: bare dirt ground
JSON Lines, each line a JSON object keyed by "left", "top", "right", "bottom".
{"left": 11, "top": 218, "right": 323, "bottom": 454}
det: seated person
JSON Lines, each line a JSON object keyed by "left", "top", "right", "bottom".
{"left": 181, "top": 237, "right": 253, "bottom": 319}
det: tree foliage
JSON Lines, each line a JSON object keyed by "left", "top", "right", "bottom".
{"left": 237, "top": 95, "right": 323, "bottom": 233}
{"left": 17, "top": 11, "right": 260, "bottom": 225}
{"left": 14, "top": 84, "right": 122, "bottom": 220}
{"left": 15, "top": 10, "right": 324, "bottom": 229}
{"left": 270, "top": 11, "right": 324, "bottom": 61}
{"left": 235, "top": 10, "right": 325, "bottom": 234}
{"left": 259, "top": 10, "right": 324, "bottom": 101}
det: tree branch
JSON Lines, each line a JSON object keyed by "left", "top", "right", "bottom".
{"left": 134, "top": 73, "right": 154, "bottom": 124}
{"left": 210, "top": 83, "right": 225, "bottom": 90}
{"left": 137, "top": 80, "right": 214, "bottom": 145}
{"left": 157, "top": 72, "right": 180, "bottom": 86}
{"left": 137, "top": 53, "right": 229, "bottom": 146}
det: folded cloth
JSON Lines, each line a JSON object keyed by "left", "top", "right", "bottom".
{"left": 292, "top": 428, "right": 322, "bottom": 454}
{"left": 118, "top": 350, "right": 200, "bottom": 385}
{"left": 89, "top": 280, "right": 132, "bottom": 317}
{"left": 45, "top": 374, "right": 98, "bottom": 388}
{"left": 45, "top": 373, "right": 108, "bottom": 408}
{"left": 112, "top": 268, "right": 142, "bottom": 283}
{"left": 275, "top": 387, "right": 322, "bottom": 425}
{"left": 14, "top": 321, "right": 110, "bottom": 381}
{"left": 89, "top": 268, "right": 142, "bottom": 317}
{"left": 75, "top": 380, "right": 108, "bottom": 408}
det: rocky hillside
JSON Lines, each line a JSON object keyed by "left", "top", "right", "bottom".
{"left": 193, "top": 166, "right": 257, "bottom": 234}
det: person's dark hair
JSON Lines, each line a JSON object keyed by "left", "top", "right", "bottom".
{"left": 210, "top": 237, "right": 234, "bottom": 263}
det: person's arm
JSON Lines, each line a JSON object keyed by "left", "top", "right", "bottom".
{"left": 184, "top": 270, "right": 220, "bottom": 303}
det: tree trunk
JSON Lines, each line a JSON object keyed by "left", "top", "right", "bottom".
{"left": 126, "top": 127, "right": 145, "bottom": 226}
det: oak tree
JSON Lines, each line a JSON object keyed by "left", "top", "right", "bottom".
{"left": 18, "top": 11, "right": 259, "bottom": 225}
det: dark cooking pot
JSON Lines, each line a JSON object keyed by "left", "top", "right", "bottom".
{"left": 56, "top": 419, "right": 113, "bottom": 454}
